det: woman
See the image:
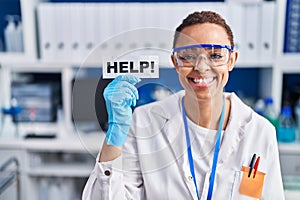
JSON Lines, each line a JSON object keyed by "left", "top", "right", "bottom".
{"left": 83, "top": 11, "right": 284, "bottom": 199}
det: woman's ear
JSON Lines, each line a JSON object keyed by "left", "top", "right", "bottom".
{"left": 228, "top": 50, "right": 238, "bottom": 71}
{"left": 171, "top": 54, "right": 180, "bottom": 72}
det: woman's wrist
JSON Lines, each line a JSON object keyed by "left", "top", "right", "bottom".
{"left": 99, "top": 141, "right": 122, "bottom": 162}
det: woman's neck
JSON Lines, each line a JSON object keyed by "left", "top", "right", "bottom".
{"left": 184, "top": 93, "right": 229, "bottom": 130}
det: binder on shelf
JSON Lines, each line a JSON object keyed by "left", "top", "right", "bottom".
{"left": 97, "top": 4, "right": 114, "bottom": 51}
{"left": 140, "top": 3, "right": 158, "bottom": 48}
{"left": 82, "top": 4, "right": 98, "bottom": 60}
{"left": 159, "top": 4, "right": 174, "bottom": 32}
{"left": 115, "top": 4, "right": 129, "bottom": 35}
{"left": 170, "top": 3, "right": 189, "bottom": 30}
{"left": 260, "top": 1, "right": 275, "bottom": 63}
{"left": 69, "top": 3, "right": 85, "bottom": 63}
{"left": 143, "top": 3, "right": 159, "bottom": 28}
{"left": 92, "top": 4, "right": 102, "bottom": 50}
{"left": 244, "top": 4, "right": 260, "bottom": 62}
{"left": 54, "top": 3, "right": 71, "bottom": 62}
{"left": 127, "top": 3, "right": 142, "bottom": 30}
{"left": 284, "top": 0, "right": 300, "bottom": 53}
{"left": 126, "top": 3, "right": 141, "bottom": 48}
{"left": 38, "top": 3, "right": 57, "bottom": 61}
{"left": 227, "top": 4, "right": 246, "bottom": 63}
{"left": 110, "top": 3, "right": 128, "bottom": 56}
{"left": 92, "top": 3, "right": 124, "bottom": 63}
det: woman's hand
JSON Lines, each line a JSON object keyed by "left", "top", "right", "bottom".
{"left": 103, "top": 75, "right": 140, "bottom": 146}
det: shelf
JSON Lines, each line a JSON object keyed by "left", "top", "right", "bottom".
{"left": 1, "top": 61, "right": 68, "bottom": 72}
{"left": 285, "top": 190, "right": 300, "bottom": 200}
{"left": 278, "top": 143, "right": 300, "bottom": 154}
{"left": 276, "top": 54, "right": 300, "bottom": 69}
{"left": 26, "top": 163, "right": 94, "bottom": 177}
{"left": 0, "top": 131, "right": 104, "bottom": 154}
{"left": 0, "top": 53, "right": 37, "bottom": 64}
{"left": 235, "top": 60, "right": 273, "bottom": 68}
{"left": 279, "top": 66, "right": 300, "bottom": 74}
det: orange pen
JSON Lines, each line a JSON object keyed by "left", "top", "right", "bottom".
{"left": 253, "top": 156, "right": 260, "bottom": 178}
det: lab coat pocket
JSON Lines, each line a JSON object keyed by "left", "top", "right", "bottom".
{"left": 239, "top": 166, "right": 265, "bottom": 199}
{"left": 231, "top": 167, "right": 265, "bottom": 200}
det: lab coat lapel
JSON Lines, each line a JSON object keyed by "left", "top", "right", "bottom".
{"left": 218, "top": 93, "right": 251, "bottom": 166}
{"left": 136, "top": 91, "right": 188, "bottom": 173}
{"left": 163, "top": 115, "right": 199, "bottom": 199}
{"left": 148, "top": 92, "right": 188, "bottom": 168}
{"left": 157, "top": 93, "right": 199, "bottom": 199}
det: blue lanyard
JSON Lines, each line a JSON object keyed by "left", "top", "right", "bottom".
{"left": 182, "top": 97, "right": 225, "bottom": 200}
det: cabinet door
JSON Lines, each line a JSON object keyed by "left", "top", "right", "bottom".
{"left": 0, "top": 149, "right": 26, "bottom": 200}
{"left": 0, "top": 0, "right": 38, "bottom": 62}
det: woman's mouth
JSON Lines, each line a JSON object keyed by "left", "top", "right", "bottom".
{"left": 188, "top": 77, "right": 215, "bottom": 88}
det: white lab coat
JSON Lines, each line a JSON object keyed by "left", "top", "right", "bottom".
{"left": 83, "top": 91, "right": 285, "bottom": 200}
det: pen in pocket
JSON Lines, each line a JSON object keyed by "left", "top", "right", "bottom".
{"left": 253, "top": 156, "right": 260, "bottom": 178}
{"left": 248, "top": 153, "right": 256, "bottom": 177}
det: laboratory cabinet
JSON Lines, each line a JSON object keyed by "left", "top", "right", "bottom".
{"left": 0, "top": 149, "right": 25, "bottom": 200}
{"left": 0, "top": 132, "right": 103, "bottom": 200}
{"left": 0, "top": 0, "right": 39, "bottom": 63}
{"left": 1, "top": 0, "right": 300, "bottom": 199}
{"left": 279, "top": 144, "right": 300, "bottom": 199}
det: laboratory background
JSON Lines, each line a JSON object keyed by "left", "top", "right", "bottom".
{"left": 0, "top": 0, "right": 300, "bottom": 199}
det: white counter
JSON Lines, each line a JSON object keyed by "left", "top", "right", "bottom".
{"left": 285, "top": 190, "right": 300, "bottom": 200}
{"left": 0, "top": 130, "right": 104, "bottom": 153}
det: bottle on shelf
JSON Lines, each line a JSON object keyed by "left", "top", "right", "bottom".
{"left": 254, "top": 98, "right": 265, "bottom": 116}
{"left": 263, "top": 97, "right": 279, "bottom": 128}
{"left": 39, "top": 178, "right": 49, "bottom": 200}
{"left": 4, "top": 15, "right": 17, "bottom": 52}
{"left": 0, "top": 37, "right": 4, "bottom": 52}
{"left": 295, "top": 98, "right": 300, "bottom": 142}
{"left": 15, "top": 16, "right": 24, "bottom": 52}
{"left": 277, "top": 106, "right": 295, "bottom": 143}
{"left": 4, "top": 15, "right": 23, "bottom": 53}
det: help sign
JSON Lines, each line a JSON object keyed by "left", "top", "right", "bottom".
{"left": 102, "top": 56, "right": 159, "bottom": 79}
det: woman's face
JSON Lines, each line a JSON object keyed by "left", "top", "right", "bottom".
{"left": 172, "top": 23, "right": 238, "bottom": 101}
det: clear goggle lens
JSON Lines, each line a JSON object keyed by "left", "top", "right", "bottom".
{"left": 173, "top": 44, "right": 233, "bottom": 67}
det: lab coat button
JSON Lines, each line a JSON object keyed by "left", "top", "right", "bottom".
{"left": 104, "top": 170, "right": 111, "bottom": 176}
{"left": 188, "top": 176, "right": 193, "bottom": 181}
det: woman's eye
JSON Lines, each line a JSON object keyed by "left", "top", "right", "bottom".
{"left": 210, "top": 54, "right": 223, "bottom": 60}
{"left": 180, "top": 54, "right": 196, "bottom": 61}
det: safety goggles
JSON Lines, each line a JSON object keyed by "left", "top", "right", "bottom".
{"left": 173, "top": 44, "right": 234, "bottom": 68}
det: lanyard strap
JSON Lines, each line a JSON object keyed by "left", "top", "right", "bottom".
{"left": 182, "top": 97, "right": 225, "bottom": 200}
{"left": 182, "top": 99, "right": 200, "bottom": 199}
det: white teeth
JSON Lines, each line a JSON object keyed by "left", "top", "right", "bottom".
{"left": 193, "top": 78, "right": 213, "bottom": 84}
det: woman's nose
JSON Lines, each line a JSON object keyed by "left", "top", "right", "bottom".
{"left": 194, "top": 55, "right": 211, "bottom": 72}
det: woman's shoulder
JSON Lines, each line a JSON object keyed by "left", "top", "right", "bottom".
{"left": 227, "top": 92, "right": 275, "bottom": 131}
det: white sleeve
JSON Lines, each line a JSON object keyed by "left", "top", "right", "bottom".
{"left": 262, "top": 127, "right": 285, "bottom": 199}
{"left": 82, "top": 110, "right": 145, "bottom": 200}
{"left": 82, "top": 157, "right": 125, "bottom": 200}
{"left": 82, "top": 152, "right": 145, "bottom": 200}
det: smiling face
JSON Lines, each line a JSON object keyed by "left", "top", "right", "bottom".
{"left": 172, "top": 23, "right": 238, "bottom": 101}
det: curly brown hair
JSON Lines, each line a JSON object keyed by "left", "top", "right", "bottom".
{"left": 173, "top": 11, "right": 234, "bottom": 48}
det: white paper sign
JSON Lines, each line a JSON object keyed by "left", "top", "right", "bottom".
{"left": 102, "top": 56, "right": 159, "bottom": 79}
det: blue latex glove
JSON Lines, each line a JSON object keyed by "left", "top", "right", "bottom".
{"left": 103, "top": 75, "right": 141, "bottom": 146}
